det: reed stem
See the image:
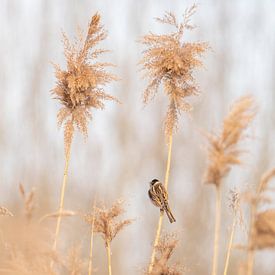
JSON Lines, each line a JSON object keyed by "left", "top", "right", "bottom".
{"left": 212, "top": 186, "right": 221, "bottom": 275}
{"left": 88, "top": 199, "right": 97, "bottom": 275}
{"left": 106, "top": 240, "right": 112, "bottom": 275}
{"left": 52, "top": 146, "right": 71, "bottom": 251}
{"left": 223, "top": 216, "right": 237, "bottom": 275}
{"left": 148, "top": 134, "right": 173, "bottom": 274}
{"left": 246, "top": 202, "right": 256, "bottom": 275}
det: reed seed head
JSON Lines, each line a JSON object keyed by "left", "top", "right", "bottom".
{"left": 140, "top": 4, "right": 208, "bottom": 138}
{"left": 146, "top": 233, "right": 182, "bottom": 275}
{"left": 84, "top": 199, "right": 133, "bottom": 246}
{"left": 204, "top": 96, "right": 256, "bottom": 187}
{"left": 253, "top": 210, "right": 275, "bottom": 249}
{"left": 52, "top": 13, "right": 118, "bottom": 155}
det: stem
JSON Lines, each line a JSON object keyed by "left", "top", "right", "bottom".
{"left": 52, "top": 146, "right": 71, "bottom": 251}
{"left": 246, "top": 203, "right": 256, "bottom": 275}
{"left": 223, "top": 216, "right": 237, "bottom": 275}
{"left": 148, "top": 134, "right": 173, "bottom": 274}
{"left": 212, "top": 186, "right": 221, "bottom": 275}
{"left": 88, "top": 199, "right": 97, "bottom": 275}
{"left": 106, "top": 240, "right": 112, "bottom": 275}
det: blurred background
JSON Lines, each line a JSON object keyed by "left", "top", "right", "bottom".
{"left": 1, "top": 0, "right": 275, "bottom": 274}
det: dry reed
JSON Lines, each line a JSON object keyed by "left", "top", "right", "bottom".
{"left": 140, "top": 5, "right": 208, "bottom": 273}
{"left": 145, "top": 233, "right": 182, "bottom": 275}
{"left": 203, "top": 95, "right": 256, "bottom": 275}
{"left": 51, "top": 12, "right": 118, "bottom": 252}
{"left": 223, "top": 190, "right": 242, "bottom": 275}
{"left": 246, "top": 168, "right": 275, "bottom": 275}
{"left": 84, "top": 199, "right": 133, "bottom": 275}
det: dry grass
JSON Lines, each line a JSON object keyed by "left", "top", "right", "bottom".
{"left": 203, "top": 95, "right": 256, "bottom": 275}
{"left": 245, "top": 168, "right": 275, "bottom": 274}
{"left": 140, "top": 5, "right": 208, "bottom": 274}
{"left": 84, "top": 200, "right": 133, "bottom": 275}
{"left": 51, "top": 12, "right": 119, "bottom": 254}
{"left": 145, "top": 233, "right": 183, "bottom": 275}
{"left": 2, "top": 3, "right": 275, "bottom": 275}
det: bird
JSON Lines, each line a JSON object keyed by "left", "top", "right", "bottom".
{"left": 148, "top": 179, "right": 176, "bottom": 223}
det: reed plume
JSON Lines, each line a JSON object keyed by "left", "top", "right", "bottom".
{"left": 246, "top": 168, "right": 275, "bottom": 275}
{"left": 145, "top": 233, "right": 183, "bottom": 275}
{"left": 203, "top": 95, "right": 256, "bottom": 275}
{"left": 84, "top": 200, "right": 133, "bottom": 275}
{"left": 51, "top": 13, "right": 118, "bottom": 252}
{"left": 140, "top": 4, "right": 208, "bottom": 273}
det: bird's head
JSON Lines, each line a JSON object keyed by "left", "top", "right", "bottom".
{"left": 150, "top": 179, "right": 159, "bottom": 186}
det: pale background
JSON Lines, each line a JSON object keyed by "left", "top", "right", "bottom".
{"left": 1, "top": 1, "right": 275, "bottom": 274}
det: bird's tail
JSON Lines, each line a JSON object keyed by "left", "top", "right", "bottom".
{"left": 163, "top": 203, "right": 176, "bottom": 223}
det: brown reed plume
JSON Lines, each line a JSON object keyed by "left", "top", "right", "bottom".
{"left": 51, "top": 13, "right": 118, "bottom": 252}
{"left": 140, "top": 5, "right": 208, "bottom": 273}
{"left": 145, "top": 233, "right": 183, "bottom": 275}
{"left": 84, "top": 200, "right": 133, "bottom": 275}
{"left": 246, "top": 168, "right": 275, "bottom": 275}
{"left": 203, "top": 95, "right": 256, "bottom": 275}
{"left": 140, "top": 4, "right": 208, "bottom": 139}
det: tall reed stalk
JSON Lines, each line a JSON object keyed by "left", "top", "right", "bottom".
{"left": 223, "top": 216, "right": 237, "bottom": 275}
{"left": 106, "top": 240, "right": 112, "bottom": 275}
{"left": 140, "top": 6, "right": 208, "bottom": 274}
{"left": 223, "top": 190, "right": 240, "bottom": 275}
{"left": 148, "top": 135, "right": 173, "bottom": 273}
{"left": 52, "top": 149, "right": 71, "bottom": 251}
{"left": 203, "top": 96, "right": 256, "bottom": 275}
{"left": 212, "top": 186, "right": 221, "bottom": 275}
{"left": 51, "top": 13, "right": 118, "bottom": 252}
{"left": 88, "top": 199, "right": 97, "bottom": 275}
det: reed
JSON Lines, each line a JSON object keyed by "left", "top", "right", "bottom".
{"left": 203, "top": 96, "right": 256, "bottom": 275}
{"left": 140, "top": 5, "right": 208, "bottom": 273}
{"left": 51, "top": 13, "right": 118, "bottom": 252}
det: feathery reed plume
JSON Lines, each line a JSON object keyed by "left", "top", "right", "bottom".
{"left": 203, "top": 95, "right": 256, "bottom": 275}
{"left": 145, "top": 233, "right": 182, "bottom": 275}
{"left": 140, "top": 4, "right": 208, "bottom": 138}
{"left": 0, "top": 206, "right": 13, "bottom": 217}
{"left": 84, "top": 200, "right": 133, "bottom": 275}
{"left": 246, "top": 168, "right": 275, "bottom": 275}
{"left": 140, "top": 5, "right": 208, "bottom": 273}
{"left": 19, "top": 183, "right": 35, "bottom": 222}
{"left": 223, "top": 190, "right": 243, "bottom": 275}
{"left": 51, "top": 13, "right": 118, "bottom": 252}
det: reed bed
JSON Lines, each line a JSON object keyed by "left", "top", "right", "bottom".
{"left": 1, "top": 4, "right": 275, "bottom": 275}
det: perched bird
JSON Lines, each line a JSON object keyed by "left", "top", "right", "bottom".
{"left": 148, "top": 179, "right": 176, "bottom": 223}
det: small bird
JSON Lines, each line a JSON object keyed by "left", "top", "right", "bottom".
{"left": 148, "top": 179, "right": 176, "bottom": 223}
